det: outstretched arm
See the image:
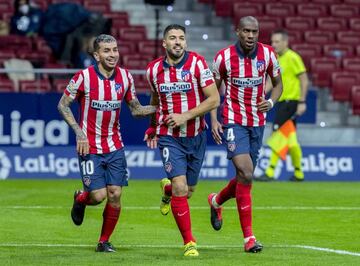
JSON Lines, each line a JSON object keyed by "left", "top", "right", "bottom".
{"left": 127, "top": 98, "right": 157, "bottom": 117}
{"left": 57, "top": 94, "right": 89, "bottom": 156}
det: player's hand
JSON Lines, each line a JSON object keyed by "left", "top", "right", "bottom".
{"left": 165, "top": 113, "right": 190, "bottom": 128}
{"left": 143, "top": 126, "right": 158, "bottom": 149}
{"left": 211, "top": 120, "right": 223, "bottom": 145}
{"left": 257, "top": 97, "right": 272, "bottom": 112}
{"left": 76, "top": 133, "right": 89, "bottom": 156}
{"left": 296, "top": 102, "right": 307, "bottom": 116}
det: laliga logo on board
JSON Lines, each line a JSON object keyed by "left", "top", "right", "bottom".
{"left": 0, "top": 150, "right": 11, "bottom": 180}
{"left": 0, "top": 110, "right": 69, "bottom": 147}
{"left": 254, "top": 147, "right": 283, "bottom": 179}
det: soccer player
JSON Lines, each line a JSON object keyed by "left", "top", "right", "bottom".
{"left": 57, "top": 34, "right": 156, "bottom": 252}
{"left": 208, "top": 16, "right": 283, "bottom": 252}
{"left": 144, "top": 24, "right": 220, "bottom": 256}
{"left": 255, "top": 29, "right": 309, "bottom": 182}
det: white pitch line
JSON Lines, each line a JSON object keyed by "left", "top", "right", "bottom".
{"left": 0, "top": 243, "right": 359, "bottom": 257}
{"left": 287, "top": 245, "right": 360, "bottom": 257}
{"left": 2, "top": 206, "right": 360, "bottom": 211}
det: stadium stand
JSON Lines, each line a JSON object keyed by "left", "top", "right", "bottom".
{"left": 349, "top": 18, "right": 360, "bottom": 31}
{"left": 311, "top": 57, "right": 341, "bottom": 88}
{"left": 331, "top": 72, "right": 360, "bottom": 102}
{"left": 304, "top": 31, "right": 335, "bottom": 45}
{"left": 284, "top": 17, "right": 315, "bottom": 32}
{"left": 342, "top": 58, "right": 360, "bottom": 73}
{"left": 336, "top": 31, "right": 360, "bottom": 45}
{"left": 297, "top": 4, "right": 327, "bottom": 17}
{"left": 323, "top": 44, "right": 354, "bottom": 58}
{"left": 256, "top": 17, "right": 283, "bottom": 44}
{"left": 19, "top": 80, "right": 51, "bottom": 93}
{"left": 316, "top": 17, "right": 347, "bottom": 31}
{"left": 264, "top": 3, "right": 296, "bottom": 17}
{"left": 330, "top": 4, "right": 359, "bottom": 17}
{"left": 351, "top": 86, "right": 360, "bottom": 115}
{"left": 291, "top": 44, "right": 322, "bottom": 72}
{"left": 233, "top": 3, "right": 264, "bottom": 20}
{"left": 0, "top": 78, "right": 15, "bottom": 92}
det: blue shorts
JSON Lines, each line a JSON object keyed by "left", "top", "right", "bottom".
{"left": 223, "top": 124, "right": 264, "bottom": 168}
{"left": 78, "top": 148, "right": 128, "bottom": 192}
{"left": 158, "top": 131, "right": 206, "bottom": 186}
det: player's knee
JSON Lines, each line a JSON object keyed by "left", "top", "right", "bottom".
{"left": 91, "top": 190, "right": 107, "bottom": 203}
{"left": 236, "top": 170, "right": 253, "bottom": 183}
{"left": 172, "top": 183, "right": 188, "bottom": 196}
{"left": 107, "top": 187, "right": 122, "bottom": 202}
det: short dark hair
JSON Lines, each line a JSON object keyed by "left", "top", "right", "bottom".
{"left": 163, "top": 24, "right": 186, "bottom": 38}
{"left": 93, "top": 34, "right": 117, "bottom": 51}
{"left": 238, "top": 16, "right": 258, "bottom": 29}
{"left": 272, "top": 29, "right": 289, "bottom": 40}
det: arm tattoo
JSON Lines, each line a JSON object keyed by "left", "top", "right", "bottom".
{"left": 57, "top": 95, "right": 86, "bottom": 139}
{"left": 128, "top": 98, "right": 156, "bottom": 117}
{"left": 149, "top": 91, "right": 159, "bottom": 127}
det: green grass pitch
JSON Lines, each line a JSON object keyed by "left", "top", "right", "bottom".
{"left": 1, "top": 179, "right": 360, "bottom": 265}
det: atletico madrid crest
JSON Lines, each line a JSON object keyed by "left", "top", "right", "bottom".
{"left": 181, "top": 70, "right": 192, "bottom": 82}
{"left": 228, "top": 142, "right": 236, "bottom": 152}
{"left": 115, "top": 83, "right": 123, "bottom": 94}
{"left": 165, "top": 162, "right": 173, "bottom": 173}
{"left": 83, "top": 176, "right": 91, "bottom": 187}
{"left": 256, "top": 60, "right": 265, "bottom": 73}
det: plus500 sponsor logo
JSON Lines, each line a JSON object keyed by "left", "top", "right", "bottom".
{"left": 0, "top": 111, "right": 69, "bottom": 147}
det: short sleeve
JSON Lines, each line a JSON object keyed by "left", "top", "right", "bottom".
{"left": 196, "top": 57, "right": 215, "bottom": 88}
{"left": 212, "top": 52, "right": 226, "bottom": 80}
{"left": 64, "top": 71, "right": 84, "bottom": 100}
{"left": 124, "top": 71, "right": 137, "bottom": 103}
{"left": 146, "top": 66, "right": 156, "bottom": 92}
{"left": 267, "top": 48, "right": 281, "bottom": 78}
{"left": 292, "top": 53, "right": 306, "bottom": 76}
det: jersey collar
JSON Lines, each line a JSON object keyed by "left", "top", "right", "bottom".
{"left": 94, "top": 63, "right": 117, "bottom": 81}
{"left": 235, "top": 41, "right": 258, "bottom": 60}
{"left": 163, "top": 51, "right": 189, "bottom": 69}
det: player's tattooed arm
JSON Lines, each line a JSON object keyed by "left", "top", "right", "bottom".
{"left": 128, "top": 98, "right": 157, "bottom": 117}
{"left": 57, "top": 94, "right": 89, "bottom": 155}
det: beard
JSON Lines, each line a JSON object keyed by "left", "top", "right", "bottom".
{"left": 166, "top": 46, "right": 185, "bottom": 61}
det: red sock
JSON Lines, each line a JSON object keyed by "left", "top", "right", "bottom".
{"left": 171, "top": 196, "right": 195, "bottom": 244}
{"left": 235, "top": 182, "right": 253, "bottom": 238}
{"left": 99, "top": 203, "right": 121, "bottom": 243}
{"left": 164, "top": 184, "right": 172, "bottom": 197}
{"left": 76, "top": 191, "right": 93, "bottom": 205}
{"left": 216, "top": 177, "right": 237, "bottom": 205}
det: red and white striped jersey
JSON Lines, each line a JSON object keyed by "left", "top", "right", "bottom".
{"left": 213, "top": 42, "right": 281, "bottom": 127}
{"left": 64, "top": 64, "right": 137, "bottom": 154}
{"left": 146, "top": 51, "right": 215, "bottom": 137}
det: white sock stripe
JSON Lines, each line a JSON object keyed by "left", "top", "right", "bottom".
{"left": 243, "top": 236, "right": 255, "bottom": 243}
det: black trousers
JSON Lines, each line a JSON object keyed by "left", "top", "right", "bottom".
{"left": 272, "top": 100, "right": 298, "bottom": 131}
